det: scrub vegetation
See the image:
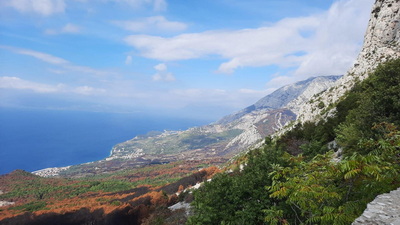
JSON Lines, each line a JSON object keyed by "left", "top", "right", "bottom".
{"left": 189, "top": 59, "right": 400, "bottom": 225}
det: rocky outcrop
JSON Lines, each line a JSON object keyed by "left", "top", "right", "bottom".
{"left": 0, "top": 201, "right": 14, "bottom": 207}
{"left": 0, "top": 190, "right": 14, "bottom": 208}
{"left": 297, "top": 0, "right": 400, "bottom": 123}
{"left": 352, "top": 187, "right": 400, "bottom": 225}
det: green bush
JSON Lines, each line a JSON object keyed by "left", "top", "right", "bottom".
{"left": 11, "top": 201, "right": 47, "bottom": 212}
{"left": 189, "top": 59, "right": 400, "bottom": 224}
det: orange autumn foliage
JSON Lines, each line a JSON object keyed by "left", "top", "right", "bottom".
{"left": 201, "top": 166, "right": 221, "bottom": 179}
{"left": 148, "top": 191, "right": 168, "bottom": 205}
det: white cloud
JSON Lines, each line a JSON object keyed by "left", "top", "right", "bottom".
{"left": 152, "top": 63, "right": 175, "bottom": 82}
{"left": 2, "top": 46, "right": 110, "bottom": 76}
{"left": 239, "top": 88, "right": 274, "bottom": 96}
{"left": 154, "top": 63, "right": 167, "bottom": 71}
{"left": 152, "top": 72, "right": 175, "bottom": 82}
{"left": 265, "top": 76, "right": 298, "bottom": 89}
{"left": 166, "top": 88, "right": 269, "bottom": 111}
{"left": 124, "top": 17, "right": 317, "bottom": 73}
{"left": 0, "top": 76, "right": 106, "bottom": 96}
{"left": 153, "top": 0, "right": 166, "bottom": 11}
{"left": 125, "top": 55, "right": 132, "bottom": 65}
{"left": 104, "top": 0, "right": 166, "bottom": 11}
{"left": 0, "top": 76, "right": 61, "bottom": 93}
{"left": 64, "top": 65, "right": 110, "bottom": 76}
{"left": 113, "top": 16, "right": 187, "bottom": 33}
{"left": 2, "top": 46, "right": 69, "bottom": 64}
{"left": 62, "top": 23, "right": 80, "bottom": 33}
{"left": 47, "top": 68, "right": 66, "bottom": 74}
{"left": 45, "top": 23, "right": 82, "bottom": 35}
{"left": 125, "top": 0, "right": 374, "bottom": 77}
{"left": 5, "top": 0, "right": 66, "bottom": 16}
{"left": 73, "top": 86, "right": 106, "bottom": 95}
{"left": 3, "top": 0, "right": 166, "bottom": 17}
{"left": 170, "top": 88, "right": 227, "bottom": 103}
{"left": 293, "top": 0, "right": 374, "bottom": 77}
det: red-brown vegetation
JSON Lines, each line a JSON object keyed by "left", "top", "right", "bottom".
{"left": 0, "top": 160, "right": 223, "bottom": 224}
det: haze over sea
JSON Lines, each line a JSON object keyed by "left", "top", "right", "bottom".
{"left": 0, "top": 108, "right": 211, "bottom": 175}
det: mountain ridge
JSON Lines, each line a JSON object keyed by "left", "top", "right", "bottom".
{"left": 32, "top": 75, "right": 340, "bottom": 177}
{"left": 217, "top": 75, "right": 341, "bottom": 125}
{"left": 107, "top": 75, "right": 341, "bottom": 160}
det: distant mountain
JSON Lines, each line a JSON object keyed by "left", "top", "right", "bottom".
{"left": 106, "top": 76, "right": 341, "bottom": 162}
{"left": 217, "top": 76, "right": 341, "bottom": 125}
{"left": 33, "top": 75, "right": 340, "bottom": 177}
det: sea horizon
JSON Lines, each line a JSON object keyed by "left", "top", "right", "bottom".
{"left": 0, "top": 108, "right": 212, "bottom": 175}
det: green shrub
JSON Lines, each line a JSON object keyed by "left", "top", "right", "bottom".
{"left": 11, "top": 201, "right": 47, "bottom": 212}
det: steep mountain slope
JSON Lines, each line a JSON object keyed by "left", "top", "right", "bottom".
{"left": 107, "top": 76, "right": 340, "bottom": 163}
{"left": 188, "top": 1, "right": 400, "bottom": 224}
{"left": 297, "top": 0, "right": 400, "bottom": 123}
{"left": 217, "top": 76, "right": 341, "bottom": 125}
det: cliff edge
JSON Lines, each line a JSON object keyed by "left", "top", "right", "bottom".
{"left": 297, "top": 0, "right": 400, "bottom": 122}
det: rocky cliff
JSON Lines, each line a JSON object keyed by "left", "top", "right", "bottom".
{"left": 297, "top": 0, "right": 400, "bottom": 123}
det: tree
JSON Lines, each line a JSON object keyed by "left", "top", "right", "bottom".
{"left": 188, "top": 145, "right": 285, "bottom": 225}
{"left": 267, "top": 123, "right": 400, "bottom": 224}
{"left": 337, "top": 59, "right": 400, "bottom": 155}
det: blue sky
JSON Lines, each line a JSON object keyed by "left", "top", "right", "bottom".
{"left": 0, "top": 0, "right": 374, "bottom": 120}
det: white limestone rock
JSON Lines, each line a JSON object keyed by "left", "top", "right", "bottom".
{"left": 297, "top": 0, "right": 400, "bottom": 123}
{"left": 352, "top": 187, "right": 400, "bottom": 225}
{"left": 0, "top": 201, "right": 15, "bottom": 207}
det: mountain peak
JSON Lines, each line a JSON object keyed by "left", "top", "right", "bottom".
{"left": 217, "top": 75, "right": 341, "bottom": 125}
{"left": 254, "top": 75, "right": 342, "bottom": 110}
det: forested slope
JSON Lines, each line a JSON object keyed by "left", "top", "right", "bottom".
{"left": 188, "top": 59, "right": 400, "bottom": 225}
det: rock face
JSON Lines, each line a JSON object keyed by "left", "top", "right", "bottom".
{"left": 108, "top": 75, "right": 340, "bottom": 162}
{"left": 297, "top": 0, "right": 400, "bottom": 123}
{"left": 0, "top": 190, "right": 15, "bottom": 208}
{"left": 352, "top": 187, "right": 400, "bottom": 225}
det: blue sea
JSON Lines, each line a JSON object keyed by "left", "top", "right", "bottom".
{"left": 0, "top": 108, "right": 212, "bottom": 175}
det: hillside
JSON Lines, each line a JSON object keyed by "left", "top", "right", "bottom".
{"left": 188, "top": 0, "right": 400, "bottom": 224}
{"left": 38, "top": 75, "right": 339, "bottom": 178}
{"left": 189, "top": 58, "right": 400, "bottom": 224}
{"left": 0, "top": 161, "right": 221, "bottom": 224}
{"left": 110, "top": 76, "right": 340, "bottom": 157}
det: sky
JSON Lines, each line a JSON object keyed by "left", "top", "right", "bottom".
{"left": 0, "top": 0, "right": 375, "bottom": 120}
